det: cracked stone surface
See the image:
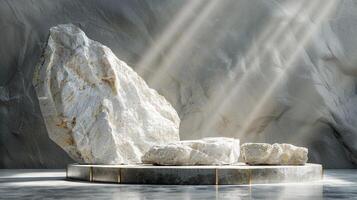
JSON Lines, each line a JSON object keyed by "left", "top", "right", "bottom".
{"left": 142, "top": 137, "right": 240, "bottom": 165}
{"left": 241, "top": 143, "right": 308, "bottom": 165}
{"left": 32, "top": 24, "right": 180, "bottom": 164}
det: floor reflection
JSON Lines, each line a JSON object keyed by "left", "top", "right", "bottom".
{"left": 0, "top": 169, "right": 355, "bottom": 199}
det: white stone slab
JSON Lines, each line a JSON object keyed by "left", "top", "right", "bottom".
{"left": 142, "top": 137, "right": 240, "bottom": 165}
{"left": 241, "top": 143, "right": 308, "bottom": 165}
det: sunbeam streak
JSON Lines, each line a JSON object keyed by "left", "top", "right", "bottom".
{"left": 135, "top": 0, "right": 205, "bottom": 77}
{"left": 238, "top": 0, "right": 338, "bottom": 140}
{"left": 198, "top": 0, "right": 323, "bottom": 137}
{"left": 148, "top": 0, "right": 224, "bottom": 87}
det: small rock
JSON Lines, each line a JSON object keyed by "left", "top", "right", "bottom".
{"left": 142, "top": 137, "right": 240, "bottom": 165}
{"left": 241, "top": 143, "right": 308, "bottom": 165}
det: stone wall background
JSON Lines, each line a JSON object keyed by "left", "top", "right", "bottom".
{"left": 1, "top": 0, "right": 357, "bottom": 168}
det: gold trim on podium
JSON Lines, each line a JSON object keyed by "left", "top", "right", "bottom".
{"left": 89, "top": 166, "right": 93, "bottom": 182}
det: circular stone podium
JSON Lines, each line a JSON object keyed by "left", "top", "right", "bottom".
{"left": 67, "top": 163, "right": 322, "bottom": 185}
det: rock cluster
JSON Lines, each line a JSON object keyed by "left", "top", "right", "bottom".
{"left": 142, "top": 137, "right": 240, "bottom": 165}
{"left": 33, "top": 24, "right": 180, "bottom": 164}
{"left": 241, "top": 143, "right": 308, "bottom": 165}
{"left": 33, "top": 24, "right": 310, "bottom": 167}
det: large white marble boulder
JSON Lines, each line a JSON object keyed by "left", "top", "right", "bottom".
{"left": 32, "top": 24, "right": 180, "bottom": 164}
{"left": 142, "top": 137, "right": 240, "bottom": 165}
{"left": 241, "top": 143, "right": 308, "bottom": 165}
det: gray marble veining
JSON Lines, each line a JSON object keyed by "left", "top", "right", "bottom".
{"left": 67, "top": 163, "right": 322, "bottom": 185}
{"left": 0, "top": 169, "right": 356, "bottom": 199}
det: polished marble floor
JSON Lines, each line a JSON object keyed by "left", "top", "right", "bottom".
{"left": 0, "top": 169, "right": 356, "bottom": 199}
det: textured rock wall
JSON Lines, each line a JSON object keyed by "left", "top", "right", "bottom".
{"left": 1, "top": 0, "right": 357, "bottom": 168}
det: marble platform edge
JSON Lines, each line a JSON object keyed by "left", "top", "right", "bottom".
{"left": 66, "top": 163, "right": 323, "bottom": 185}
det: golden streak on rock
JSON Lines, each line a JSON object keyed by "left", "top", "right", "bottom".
{"left": 56, "top": 118, "right": 69, "bottom": 129}
{"left": 101, "top": 76, "right": 117, "bottom": 92}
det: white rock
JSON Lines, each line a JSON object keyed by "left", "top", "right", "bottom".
{"left": 142, "top": 137, "right": 240, "bottom": 165}
{"left": 33, "top": 24, "right": 180, "bottom": 164}
{"left": 241, "top": 143, "right": 308, "bottom": 165}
